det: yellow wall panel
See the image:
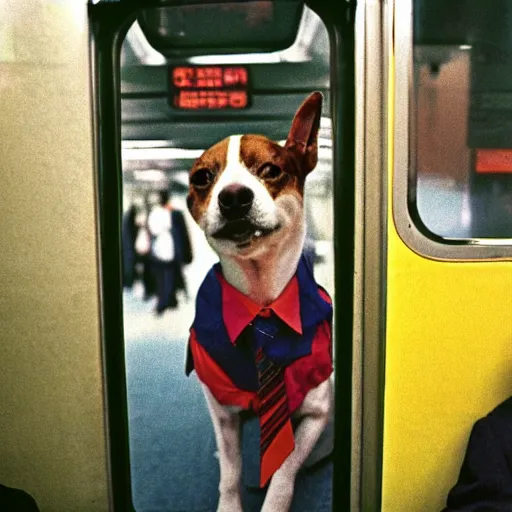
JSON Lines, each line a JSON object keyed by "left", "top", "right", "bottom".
{"left": 382, "top": 221, "right": 512, "bottom": 511}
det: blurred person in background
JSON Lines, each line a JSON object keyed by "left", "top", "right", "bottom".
{"left": 134, "top": 202, "right": 156, "bottom": 301}
{"left": 148, "top": 188, "right": 192, "bottom": 315}
{"left": 122, "top": 202, "right": 138, "bottom": 290}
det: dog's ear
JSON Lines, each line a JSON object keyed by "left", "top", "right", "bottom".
{"left": 285, "top": 91, "right": 323, "bottom": 175}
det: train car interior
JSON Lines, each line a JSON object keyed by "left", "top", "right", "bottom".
{"left": 0, "top": 1, "right": 510, "bottom": 512}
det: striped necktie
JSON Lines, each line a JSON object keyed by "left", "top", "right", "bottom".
{"left": 253, "top": 309, "right": 295, "bottom": 487}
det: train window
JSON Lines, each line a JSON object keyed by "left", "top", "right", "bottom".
{"left": 394, "top": 0, "right": 512, "bottom": 257}
{"left": 119, "top": 4, "right": 336, "bottom": 511}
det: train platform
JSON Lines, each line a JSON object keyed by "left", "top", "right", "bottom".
{"left": 123, "top": 287, "right": 333, "bottom": 512}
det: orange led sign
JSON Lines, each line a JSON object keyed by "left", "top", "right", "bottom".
{"left": 475, "top": 149, "right": 512, "bottom": 174}
{"left": 170, "top": 66, "right": 250, "bottom": 110}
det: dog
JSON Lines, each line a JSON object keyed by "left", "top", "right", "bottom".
{"left": 185, "top": 92, "right": 333, "bottom": 512}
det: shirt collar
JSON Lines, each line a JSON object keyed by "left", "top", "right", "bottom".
{"left": 216, "top": 268, "right": 303, "bottom": 344}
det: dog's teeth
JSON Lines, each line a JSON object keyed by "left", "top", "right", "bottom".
{"left": 254, "top": 230, "right": 262, "bottom": 237}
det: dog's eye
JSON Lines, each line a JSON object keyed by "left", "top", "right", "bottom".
{"left": 258, "top": 164, "right": 283, "bottom": 181}
{"left": 190, "top": 168, "right": 214, "bottom": 188}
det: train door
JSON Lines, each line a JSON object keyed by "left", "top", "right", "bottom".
{"left": 365, "top": 1, "right": 512, "bottom": 510}
{"left": 90, "top": 1, "right": 356, "bottom": 511}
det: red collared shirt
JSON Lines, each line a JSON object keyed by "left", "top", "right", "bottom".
{"left": 189, "top": 271, "right": 333, "bottom": 414}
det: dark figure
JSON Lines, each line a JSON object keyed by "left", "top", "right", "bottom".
{"left": 141, "top": 252, "right": 157, "bottom": 301}
{"left": 122, "top": 204, "right": 138, "bottom": 289}
{"left": 443, "top": 396, "right": 512, "bottom": 511}
{"left": 0, "top": 484, "right": 40, "bottom": 511}
{"left": 171, "top": 208, "right": 193, "bottom": 300}
{"left": 133, "top": 210, "right": 157, "bottom": 301}
{"left": 148, "top": 190, "right": 192, "bottom": 315}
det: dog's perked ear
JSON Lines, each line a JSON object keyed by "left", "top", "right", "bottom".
{"left": 285, "top": 91, "right": 323, "bottom": 175}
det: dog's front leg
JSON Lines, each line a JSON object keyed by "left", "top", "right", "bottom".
{"left": 201, "top": 384, "right": 243, "bottom": 512}
{"left": 261, "top": 378, "right": 333, "bottom": 512}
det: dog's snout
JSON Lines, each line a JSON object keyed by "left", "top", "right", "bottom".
{"left": 218, "top": 184, "right": 254, "bottom": 220}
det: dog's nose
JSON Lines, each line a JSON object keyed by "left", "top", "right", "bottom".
{"left": 218, "top": 184, "right": 254, "bottom": 220}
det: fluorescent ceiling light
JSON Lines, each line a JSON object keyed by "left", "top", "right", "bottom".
{"left": 320, "top": 117, "right": 331, "bottom": 128}
{"left": 134, "top": 170, "right": 167, "bottom": 181}
{"left": 123, "top": 140, "right": 179, "bottom": 149}
{"left": 123, "top": 147, "right": 205, "bottom": 161}
{"left": 317, "top": 147, "right": 333, "bottom": 158}
{"left": 189, "top": 53, "right": 282, "bottom": 65}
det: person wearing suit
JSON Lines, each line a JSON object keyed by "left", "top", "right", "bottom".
{"left": 443, "top": 396, "right": 512, "bottom": 511}
{"left": 121, "top": 204, "right": 138, "bottom": 289}
{"left": 148, "top": 189, "right": 192, "bottom": 315}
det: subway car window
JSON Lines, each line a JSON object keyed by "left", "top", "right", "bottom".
{"left": 412, "top": 0, "right": 512, "bottom": 239}
{"left": 120, "top": 4, "right": 334, "bottom": 511}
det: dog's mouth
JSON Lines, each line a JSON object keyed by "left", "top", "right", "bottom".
{"left": 211, "top": 219, "right": 280, "bottom": 246}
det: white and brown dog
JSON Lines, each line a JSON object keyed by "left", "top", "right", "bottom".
{"left": 186, "top": 92, "right": 333, "bottom": 512}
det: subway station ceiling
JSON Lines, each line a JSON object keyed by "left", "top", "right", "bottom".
{"left": 120, "top": 4, "right": 331, "bottom": 188}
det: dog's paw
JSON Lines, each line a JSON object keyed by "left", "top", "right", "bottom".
{"left": 217, "top": 490, "right": 243, "bottom": 512}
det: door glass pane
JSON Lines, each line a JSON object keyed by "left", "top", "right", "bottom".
{"left": 120, "top": 5, "right": 335, "bottom": 511}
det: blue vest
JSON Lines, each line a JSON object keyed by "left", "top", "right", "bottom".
{"left": 185, "top": 254, "right": 332, "bottom": 392}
